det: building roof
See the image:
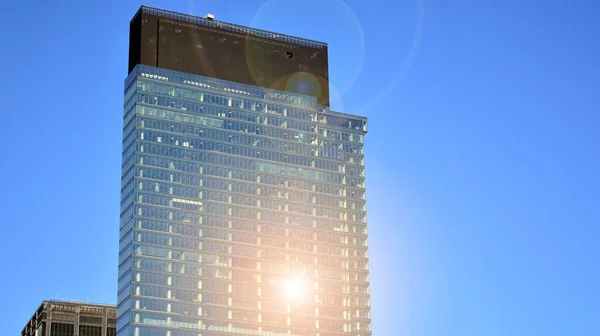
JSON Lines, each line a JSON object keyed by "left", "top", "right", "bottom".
{"left": 133, "top": 6, "right": 327, "bottom": 49}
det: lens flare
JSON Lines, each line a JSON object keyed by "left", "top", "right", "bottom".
{"left": 249, "top": 0, "right": 365, "bottom": 96}
{"left": 282, "top": 277, "right": 307, "bottom": 301}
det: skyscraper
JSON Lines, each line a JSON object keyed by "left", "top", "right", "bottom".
{"left": 119, "top": 6, "right": 371, "bottom": 336}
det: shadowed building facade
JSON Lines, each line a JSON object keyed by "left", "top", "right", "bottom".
{"left": 119, "top": 6, "right": 371, "bottom": 336}
{"left": 128, "top": 7, "right": 330, "bottom": 107}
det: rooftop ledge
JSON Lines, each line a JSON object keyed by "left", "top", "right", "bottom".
{"left": 133, "top": 6, "right": 327, "bottom": 49}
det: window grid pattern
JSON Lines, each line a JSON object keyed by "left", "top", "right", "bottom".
{"left": 50, "top": 323, "right": 74, "bottom": 336}
{"left": 79, "top": 325, "right": 102, "bottom": 336}
{"left": 118, "top": 68, "right": 371, "bottom": 336}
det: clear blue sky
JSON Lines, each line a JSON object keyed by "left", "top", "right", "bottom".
{"left": 1, "top": 0, "right": 598, "bottom": 334}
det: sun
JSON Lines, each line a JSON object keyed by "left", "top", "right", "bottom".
{"left": 282, "top": 277, "right": 307, "bottom": 301}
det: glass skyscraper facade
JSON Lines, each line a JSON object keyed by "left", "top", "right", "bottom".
{"left": 119, "top": 7, "right": 371, "bottom": 336}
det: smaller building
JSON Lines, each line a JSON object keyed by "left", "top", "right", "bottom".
{"left": 21, "top": 300, "right": 116, "bottom": 336}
